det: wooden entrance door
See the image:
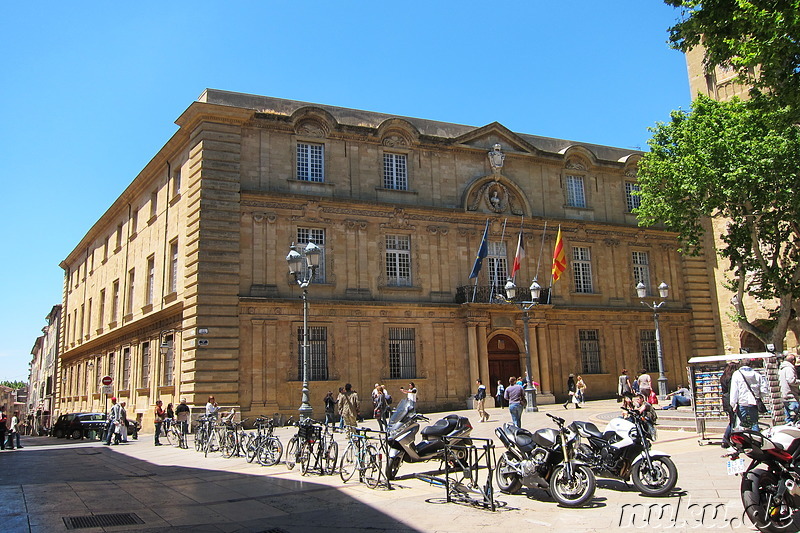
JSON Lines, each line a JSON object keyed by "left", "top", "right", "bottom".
{"left": 488, "top": 334, "right": 521, "bottom": 398}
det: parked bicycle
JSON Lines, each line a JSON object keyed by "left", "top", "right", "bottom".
{"left": 301, "top": 422, "right": 338, "bottom": 476}
{"left": 339, "top": 426, "right": 383, "bottom": 488}
{"left": 245, "top": 416, "right": 283, "bottom": 467}
{"left": 220, "top": 418, "right": 250, "bottom": 459}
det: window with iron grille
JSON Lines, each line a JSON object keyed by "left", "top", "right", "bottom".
{"left": 296, "top": 326, "right": 328, "bottom": 381}
{"left": 383, "top": 153, "right": 408, "bottom": 190}
{"left": 632, "top": 251, "right": 651, "bottom": 295}
{"left": 625, "top": 182, "right": 641, "bottom": 212}
{"left": 297, "top": 142, "right": 324, "bottom": 182}
{"left": 566, "top": 175, "right": 587, "bottom": 208}
{"left": 140, "top": 342, "right": 150, "bottom": 389}
{"left": 389, "top": 327, "right": 417, "bottom": 379}
{"left": 579, "top": 329, "right": 602, "bottom": 374}
{"left": 122, "top": 347, "right": 131, "bottom": 390}
{"left": 640, "top": 330, "right": 659, "bottom": 373}
{"left": 296, "top": 228, "right": 326, "bottom": 282}
{"left": 487, "top": 241, "right": 508, "bottom": 295}
{"left": 386, "top": 234, "right": 411, "bottom": 286}
{"left": 572, "top": 247, "right": 593, "bottom": 293}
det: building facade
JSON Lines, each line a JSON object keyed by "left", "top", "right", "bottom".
{"left": 57, "top": 90, "right": 720, "bottom": 425}
{"left": 28, "top": 304, "right": 61, "bottom": 432}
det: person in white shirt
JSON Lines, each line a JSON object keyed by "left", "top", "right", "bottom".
{"left": 731, "top": 359, "right": 770, "bottom": 431}
{"left": 400, "top": 382, "right": 417, "bottom": 404}
{"left": 779, "top": 354, "right": 800, "bottom": 422}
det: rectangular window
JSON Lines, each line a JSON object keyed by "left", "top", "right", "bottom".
{"left": 85, "top": 299, "right": 92, "bottom": 338}
{"left": 389, "top": 327, "right": 417, "bottom": 379}
{"left": 95, "top": 356, "right": 102, "bottom": 388}
{"left": 579, "top": 329, "right": 602, "bottom": 374}
{"left": 296, "top": 228, "right": 326, "bottom": 282}
{"left": 79, "top": 304, "right": 85, "bottom": 340}
{"left": 131, "top": 208, "right": 138, "bottom": 234}
{"left": 146, "top": 255, "right": 155, "bottom": 306}
{"left": 296, "top": 142, "right": 324, "bottom": 182}
{"left": 160, "top": 334, "right": 174, "bottom": 386}
{"left": 108, "top": 352, "right": 115, "bottom": 385}
{"left": 487, "top": 241, "right": 509, "bottom": 294}
{"left": 111, "top": 280, "right": 120, "bottom": 322}
{"left": 383, "top": 153, "right": 408, "bottom": 190}
{"left": 296, "top": 327, "right": 328, "bottom": 381}
{"left": 172, "top": 167, "right": 181, "bottom": 197}
{"left": 169, "top": 240, "right": 178, "bottom": 293}
{"left": 625, "top": 182, "right": 641, "bottom": 213}
{"left": 572, "top": 247, "right": 593, "bottom": 293}
{"left": 150, "top": 190, "right": 158, "bottom": 219}
{"left": 385, "top": 235, "right": 411, "bottom": 286}
{"left": 122, "top": 347, "right": 131, "bottom": 390}
{"left": 116, "top": 223, "right": 123, "bottom": 250}
{"left": 126, "top": 269, "right": 135, "bottom": 314}
{"left": 640, "top": 330, "right": 659, "bottom": 373}
{"left": 632, "top": 251, "right": 651, "bottom": 295}
{"left": 566, "top": 175, "right": 587, "bottom": 208}
{"left": 103, "top": 237, "right": 109, "bottom": 261}
{"left": 140, "top": 342, "right": 150, "bottom": 389}
{"left": 98, "top": 289, "right": 105, "bottom": 331}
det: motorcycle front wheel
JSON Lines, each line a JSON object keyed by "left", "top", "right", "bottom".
{"left": 387, "top": 452, "right": 404, "bottom": 480}
{"left": 741, "top": 468, "right": 800, "bottom": 533}
{"left": 495, "top": 452, "right": 522, "bottom": 494}
{"left": 631, "top": 456, "right": 678, "bottom": 496}
{"left": 549, "top": 463, "right": 596, "bottom": 507}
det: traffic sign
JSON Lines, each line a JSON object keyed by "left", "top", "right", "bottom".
{"left": 101, "top": 375, "right": 113, "bottom": 386}
{"left": 101, "top": 385, "right": 113, "bottom": 395}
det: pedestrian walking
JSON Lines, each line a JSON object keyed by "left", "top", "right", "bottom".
{"left": 337, "top": 383, "right": 359, "bottom": 428}
{"left": 7, "top": 411, "right": 21, "bottom": 449}
{"left": 119, "top": 401, "right": 129, "bottom": 443}
{"left": 165, "top": 403, "right": 175, "bottom": 432}
{"left": 495, "top": 380, "right": 505, "bottom": 409}
{"left": 324, "top": 391, "right": 336, "bottom": 426}
{"left": 576, "top": 375, "right": 587, "bottom": 406}
{"left": 154, "top": 400, "right": 166, "bottom": 446}
{"left": 720, "top": 361, "right": 739, "bottom": 448}
{"left": 474, "top": 379, "right": 489, "bottom": 422}
{"left": 638, "top": 370, "right": 652, "bottom": 399}
{"left": 504, "top": 376, "right": 525, "bottom": 428}
{"left": 618, "top": 369, "right": 632, "bottom": 402}
{"left": 105, "top": 397, "right": 123, "bottom": 445}
{"left": 563, "top": 374, "right": 580, "bottom": 409}
{"left": 731, "top": 359, "right": 770, "bottom": 431}
{"left": 373, "top": 385, "right": 391, "bottom": 430}
{"left": 0, "top": 409, "right": 7, "bottom": 450}
{"left": 175, "top": 398, "right": 191, "bottom": 436}
{"left": 779, "top": 354, "right": 799, "bottom": 423}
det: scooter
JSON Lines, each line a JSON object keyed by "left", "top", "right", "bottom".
{"left": 385, "top": 398, "right": 473, "bottom": 479}
{"left": 571, "top": 406, "right": 678, "bottom": 496}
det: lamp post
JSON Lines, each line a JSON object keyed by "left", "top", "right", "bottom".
{"left": 637, "top": 281, "right": 669, "bottom": 398}
{"left": 500, "top": 277, "right": 541, "bottom": 412}
{"left": 286, "top": 241, "right": 322, "bottom": 420}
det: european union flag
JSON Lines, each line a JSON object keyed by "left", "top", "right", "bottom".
{"left": 469, "top": 220, "right": 490, "bottom": 279}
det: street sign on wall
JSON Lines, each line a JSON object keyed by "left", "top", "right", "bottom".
{"left": 101, "top": 385, "right": 113, "bottom": 395}
{"left": 101, "top": 375, "right": 113, "bottom": 386}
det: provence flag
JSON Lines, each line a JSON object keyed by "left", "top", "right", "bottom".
{"left": 552, "top": 225, "right": 566, "bottom": 282}
{"left": 469, "top": 220, "right": 490, "bottom": 279}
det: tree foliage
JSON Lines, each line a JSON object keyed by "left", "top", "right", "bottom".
{"left": 636, "top": 94, "right": 800, "bottom": 349}
{"left": 665, "top": 0, "right": 800, "bottom": 105}
{"left": 0, "top": 380, "right": 26, "bottom": 389}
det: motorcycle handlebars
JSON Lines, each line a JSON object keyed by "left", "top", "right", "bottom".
{"left": 546, "top": 412, "right": 566, "bottom": 427}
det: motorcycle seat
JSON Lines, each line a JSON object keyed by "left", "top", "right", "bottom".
{"left": 505, "top": 424, "right": 534, "bottom": 450}
{"left": 421, "top": 414, "right": 463, "bottom": 437}
{"left": 573, "top": 420, "right": 604, "bottom": 439}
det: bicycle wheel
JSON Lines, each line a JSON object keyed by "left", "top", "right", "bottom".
{"left": 301, "top": 441, "right": 317, "bottom": 475}
{"left": 178, "top": 429, "right": 187, "bottom": 449}
{"left": 363, "top": 445, "right": 383, "bottom": 489}
{"left": 220, "top": 431, "right": 236, "bottom": 458}
{"left": 204, "top": 428, "right": 219, "bottom": 457}
{"left": 245, "top": 435, "right": 261, "bottom": 463}
{"left": 285, "top": 436, "right": 299, "bottom": 470}
{"left": 257, "top": 437, "right": 283, "bottom": 467}
{"left": 324, "top": 440, "right": 338, "bottom": 475}
{"left": 339, "top": 443, "right": 356, "bottom": 482}
{"left": 194, "top": 426, "right": 204, "bottom": 452}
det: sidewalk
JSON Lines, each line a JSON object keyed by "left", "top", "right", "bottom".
{"left": 0, "top": 400, "right": 753, "bottom": 532}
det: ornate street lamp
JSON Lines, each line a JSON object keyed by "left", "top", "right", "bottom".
{"left": 286, "top": 242, "right": 321, "bottom": 419}
{"left": 637, "top": 281, "right": 669, "bottom": 398}
{"left": 500, "top": 277, "right": 541, "bottom": 412}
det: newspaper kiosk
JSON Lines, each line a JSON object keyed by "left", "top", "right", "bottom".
{"left": 687, "top": 352, "right": 781, "bottom": 444}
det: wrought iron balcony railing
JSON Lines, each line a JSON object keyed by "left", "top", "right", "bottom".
{"left": 455, "top": 285, "right": 551, "bottom": 304}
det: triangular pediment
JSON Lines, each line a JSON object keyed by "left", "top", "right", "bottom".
{"left": 454, "top": 122, "right": 540, "bottom": 155}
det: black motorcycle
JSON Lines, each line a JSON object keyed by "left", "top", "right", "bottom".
{"left": 571, "top": 406, "right": 677, "bottom": 496}
{"left": 386, "top": 399, "right": 473, "bottom": 480}
{"left": 494, "top": 412, "right": 596, "bottom": 507}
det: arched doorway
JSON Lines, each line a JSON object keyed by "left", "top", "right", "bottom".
{"left": 488, "top": 334, "right": 521, "bottom": 398}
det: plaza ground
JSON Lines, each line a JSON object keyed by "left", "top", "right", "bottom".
{"left": 0, "top": 399, "right": 756, "bottom": 532}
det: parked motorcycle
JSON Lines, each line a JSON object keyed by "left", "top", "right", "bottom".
{"left": 727, "top": 423, "right": 800, "bottom": 533}
{"left": 494, "top": 412, "right": 596, "bottom": 507}
{"left": 571, "top": 406, "right": 677, "bottom": 496}
{"left": 386, "top": 399, "right": 473, "bottom": 480}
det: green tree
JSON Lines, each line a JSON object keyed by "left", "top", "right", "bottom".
{"left": 0, "top": 380, "right": 26, "bottom": 389}
{"left": 665, "top": 0, "right": 800, "bottom": 105}
{"left": 636, "top": 94, "right": 800, "bottom": 350}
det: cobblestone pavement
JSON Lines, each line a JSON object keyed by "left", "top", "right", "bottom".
{"left": 0, "top": 399, "right": 758, "bottom": 532}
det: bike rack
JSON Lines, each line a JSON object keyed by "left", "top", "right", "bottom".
{"left": 441, "top": 436, "right": 497, "bottom": 511}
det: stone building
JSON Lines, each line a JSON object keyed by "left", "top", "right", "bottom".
{"left": 56, "top": 90, "right": 720, "bottom": 425}
{"left": 28, "top": 304, "right": 61, "bottom": 432}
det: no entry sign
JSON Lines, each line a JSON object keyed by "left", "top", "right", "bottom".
{"left": 101, "top": 375, "right": 113, "bottom": 386}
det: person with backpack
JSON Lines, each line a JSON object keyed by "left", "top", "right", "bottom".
{"left": 731, "top": 359, "right": 770, "bottom": 431}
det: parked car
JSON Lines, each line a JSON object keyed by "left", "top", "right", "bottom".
{"left": 51, "top": 412, "right": 140, "bottom": 440}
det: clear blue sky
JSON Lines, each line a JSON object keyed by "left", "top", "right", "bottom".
{"left": 0, "top": 1, "right": 690, "bottom": 382}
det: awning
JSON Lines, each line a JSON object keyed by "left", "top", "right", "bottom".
{"left": 687, "top": 352, "right": 776, "bottom": 365}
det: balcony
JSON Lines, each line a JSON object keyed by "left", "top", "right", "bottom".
{"left": 456, "top": 285, "right": 551, "bottom": 304}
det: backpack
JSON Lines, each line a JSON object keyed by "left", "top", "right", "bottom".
{"left": 385, "top": 394, "right": 392, "bottom": 406}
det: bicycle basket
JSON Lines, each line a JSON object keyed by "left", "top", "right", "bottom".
{"left": 298, "top": 423, "right": 321, "bottom": 443}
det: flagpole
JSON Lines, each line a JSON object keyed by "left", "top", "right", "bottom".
{"left": 489, "top": 218, "right": 508, "bottom": 303}
{"left": 513, "top": 216, "right": 524, "bottom": 282}
{"left": 535, "top": 221, "right": 547, "bottom": 282}
{"left": 470, "top": 219, "right": 490, "bottom": 303}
